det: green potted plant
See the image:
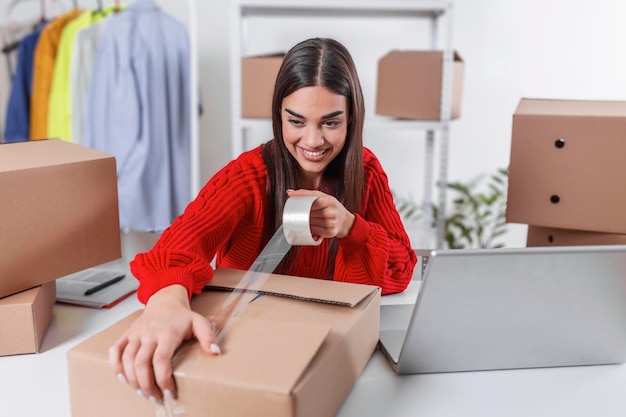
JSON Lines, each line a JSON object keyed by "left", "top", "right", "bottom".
{"left": 395, "top": 167, "right": 509, "bottom": 249}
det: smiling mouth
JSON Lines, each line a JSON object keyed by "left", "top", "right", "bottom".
{"left": 302, "top": 148, "right": 327, "bottom": 157}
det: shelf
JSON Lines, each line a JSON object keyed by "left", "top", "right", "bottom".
{"left": 238, "top": 0, "right": 450, "bottom": 18}
{"left": 230, "top": 0, "right": 455, "bottom": 247}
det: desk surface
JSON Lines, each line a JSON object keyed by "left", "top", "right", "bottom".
{"left": 2, "top": 233, "right": 626, "bottom": 416}
{"left": 2, "top": 284, "right": 626, "bottom": 417}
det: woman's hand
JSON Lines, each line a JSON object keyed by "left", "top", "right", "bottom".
{"left": 108, "top": 284, "right": 219, "bottom": 404}
{"left": 287, "top": 189, "right": 355, "bottom": 239}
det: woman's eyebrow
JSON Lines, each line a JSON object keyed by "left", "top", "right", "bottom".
{"left": 285, "top": 108, "right": 304, "bottom": 118}
{"left": 321, "top": 110, "right": 344, "bottom": 119}
{"left": 284, "top": 108, "right": 345, "bottom": 119}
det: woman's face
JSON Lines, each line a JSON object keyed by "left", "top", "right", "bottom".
{"left": 281, "top": 85, "right": 348, "bottom": 189}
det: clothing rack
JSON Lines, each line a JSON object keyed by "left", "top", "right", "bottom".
{"left": 2, "top": 0, "right": 201, "bottom": 201}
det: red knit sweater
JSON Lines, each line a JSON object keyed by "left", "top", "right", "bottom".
{"left": 131, "top": 146, "right": 417, "bottom": 303}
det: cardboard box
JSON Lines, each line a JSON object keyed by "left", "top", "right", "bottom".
{"left": 527, "top": 225, "right": 626, "bottom": 247}
{"left": 0, "top": 139, "right": 121, "bottom": 299}
{"left": 242, "top": 53, "right": 284, "bottom": 118}
{"left": 507, "top": 98, "right": 626, "bottom": 234}
{"left": 0, "top": 281, "right": 56, "bottom": 356}
{"left": 375, "top": 50, "right": 464, "bottom": 120}
{"left": 68, "top": 269, "right": 380, "bottom": 417}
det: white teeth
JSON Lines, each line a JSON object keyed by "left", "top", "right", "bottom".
{"left": 303, "top": 149, "right": 326, "bottom": 157}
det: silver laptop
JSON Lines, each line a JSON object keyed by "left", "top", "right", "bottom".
{"left": 379, "top": 245, "right": 626, "bottom": 374}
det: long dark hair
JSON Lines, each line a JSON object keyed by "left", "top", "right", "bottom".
{"left": 262, "top": 37, "right": 365, "bottom": 277}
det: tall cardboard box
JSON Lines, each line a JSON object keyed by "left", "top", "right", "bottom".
{"left": 0, "top": 281, "right": 56, "bottom": 356}
{"left": 68, "top": 269, "right": 380, "bottom": 417}
{"left": 375, "top": 50, "right": 464, "bottom": 120}
{"left": 527, "top": 225, "right": 626, "bottom": 247}
{"left": 507, "top": 98, "right": 626, "bottom": 234}
{"left": 0, "top": 139, "right": 121, "bottom": 298}
{"left": 242, "top": 53, "right": 284, "bottom": 118}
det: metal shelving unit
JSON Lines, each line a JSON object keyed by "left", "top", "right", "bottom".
{"left": 229, "top": 0, "right": 454, "bottom": 247}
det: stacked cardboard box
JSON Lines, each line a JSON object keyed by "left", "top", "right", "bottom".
{"left": 376, "top": 50, "right": 465, "bottom": 120}
{"left": 68, "top": 268, "right": 380, "bottom": 417}
{"left": 506, "top": 98, "right": 626, "bottom": 246}
{"left": 241, "top": 53, "right": 284, "bottom": 118}
{"left": 0, "top": 139, "right": 121, "bottom": 356}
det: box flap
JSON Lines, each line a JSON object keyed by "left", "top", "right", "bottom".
{"left": 177, "top": 317, "right": 330, "bottom": 395}
{"left": 69, "top": 306, "right": 331, "bottom": 396}
{"left": 205, "top": 268, "right": 378, "bottom": 307}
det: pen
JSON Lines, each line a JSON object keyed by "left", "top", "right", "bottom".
{"left": 84, "top": 274, "right": 125, "bottom": 296}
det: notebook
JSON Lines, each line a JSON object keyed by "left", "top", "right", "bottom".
{"left": 379, "top": 245, "right": 626, "bottom": 374}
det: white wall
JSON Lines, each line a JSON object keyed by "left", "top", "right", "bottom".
{"left": 4, "top": 0, "right": 626, "bottom": 247}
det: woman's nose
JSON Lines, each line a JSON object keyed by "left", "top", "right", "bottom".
{"left": 302, "top": 126, "right": 324, "bottom": 148}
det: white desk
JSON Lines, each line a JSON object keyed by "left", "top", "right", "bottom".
{"left": 2, "top": 241, "right": 626, "bottom": 416}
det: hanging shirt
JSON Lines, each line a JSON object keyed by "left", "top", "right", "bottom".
{"left": 0, "top": 19, "right": 38, "bottom": 143}
{"left": 69, "top": 18, "right": 108, "bottom": 145}
{"left": 48, "top": 6, "right": 121, "bottom": 142}
{"left": 84, "top": 0, "right": 191, "bottom": 232}
{"left": 30, "top": 8, "right": 82, "bottom": 140}
{"left": 4, "top": 21, "right": 48, "bottom": 143}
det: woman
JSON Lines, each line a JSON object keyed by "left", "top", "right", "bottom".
{"left": 109, "top": 37, "right": 417, "bottom": 404}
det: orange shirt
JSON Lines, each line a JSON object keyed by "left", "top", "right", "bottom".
{"left": 30, "top": 8, "right": 83, "bottom": 140}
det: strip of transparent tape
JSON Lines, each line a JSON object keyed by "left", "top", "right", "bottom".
{"left": 157, "top": 196, "right": 321, "bottom": 414}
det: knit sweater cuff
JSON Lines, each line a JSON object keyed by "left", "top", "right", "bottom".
{"left": 337, "top": 214, "right": 371, "bottom": 252}
{"left": 134, "top": 266, "right": 208, "bottom": 305}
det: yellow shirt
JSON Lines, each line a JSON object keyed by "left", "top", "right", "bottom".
{"left": 47, "top": 6, "right": 122, "bottom": 142}
{"left": 30, "top": 8, "right": 82, "bottom": 140}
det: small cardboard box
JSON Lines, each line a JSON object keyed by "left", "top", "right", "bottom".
{"left": 375, "top": 50, "right": 464, "bottom": 120}
{"left": 0, "top": 281, "right": 56, "bottom": 356}
{"left": 68, "top": 269, "right": 380, "bottom": 417}
{"left": 527, "top": 225, "right": 626, "bottom": 247}
{"left": 242, "top": 53, "right": 284, "bottom": 118}
{"left": 0, "top": 139, "right": 121, "bottom": 299}
{"left": 507, "top": 98, "right": 626, "bottom": 234}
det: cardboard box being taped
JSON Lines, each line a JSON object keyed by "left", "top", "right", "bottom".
{"left": 507, "top": 98, "right": 626, "bottom": 234}
{"left": 376, "top": 50, "right": 464, "bottom": 120}
{"left": 67, "top": 269, "right": 381, "bottom": 417}
{"left": 527, "top": 225, "right": 626, "bottom": 247}
{"left": 242, "top": 53, "right": 284, "bottom": 118}
{"left": 0, "top": 281, "right": 56, "bottom": 356}
{"left": 0, "top": 139, "right": 121, "bottom": 299}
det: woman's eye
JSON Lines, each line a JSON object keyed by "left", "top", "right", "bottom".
{"left": 323, "top": 120, "right": 341, "bottom": 128}
{"left": 288, "top": 118, "right": 304, "bottom": 126}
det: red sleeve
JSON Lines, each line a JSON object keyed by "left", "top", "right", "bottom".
{"left": 333, "top": 149, "right": 417, "bottom": 295}
{"left": 130, "top": 148, "right": 267, "bottom": 304}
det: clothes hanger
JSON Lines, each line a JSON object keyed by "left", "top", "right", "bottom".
{"left": 1, "top": 0, "right": 45, "bottom": 55}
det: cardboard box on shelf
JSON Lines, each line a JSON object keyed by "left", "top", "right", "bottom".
{"left": 0, "top": 281, "right": 56, "bottom": 356}
{"left": 507, "top": 98, "right": 626, "bottom": 234}
{"left": 375, "top": 50, "right": 464, "bottom": 120}
{"left": 527, "top": 225, "right": 626, "bottom": 247}
{"left": 68, "top": 269, "right": 380, "bottom": 417}
{"left": 0, "top": 139, "right": 121, "bottom": 299}
{"left": 242, "top": 53, "right": 284, "bottom": 118}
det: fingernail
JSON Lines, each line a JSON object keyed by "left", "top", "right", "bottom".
{"left": 149, "top": 395, "right": 158, "bottom": 405}
{"left": 117, "top": 373, "right": 127, "bottom": 384}
{"left": 164, "top": 389, "right": 175, "bottom": 400}
{"left": 286, "top": 189, "right": 294, "bottom": 193}
{"left": 210, "top": 343, "right": 221, "bottom": 355}
{"left": 137, "top": 389, "right": 146, "bottom": 398}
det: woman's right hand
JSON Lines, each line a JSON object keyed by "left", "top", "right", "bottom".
{"left": 108, "top": 284, "right": 220, "bottom": 404}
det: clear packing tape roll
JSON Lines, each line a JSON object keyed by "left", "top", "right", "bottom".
{"left": 282, "top": 195, "right": 322, "bottom": 246}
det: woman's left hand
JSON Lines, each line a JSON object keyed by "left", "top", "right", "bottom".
{"left": 286, "top": 189, "right": 355, "bottom": 239}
